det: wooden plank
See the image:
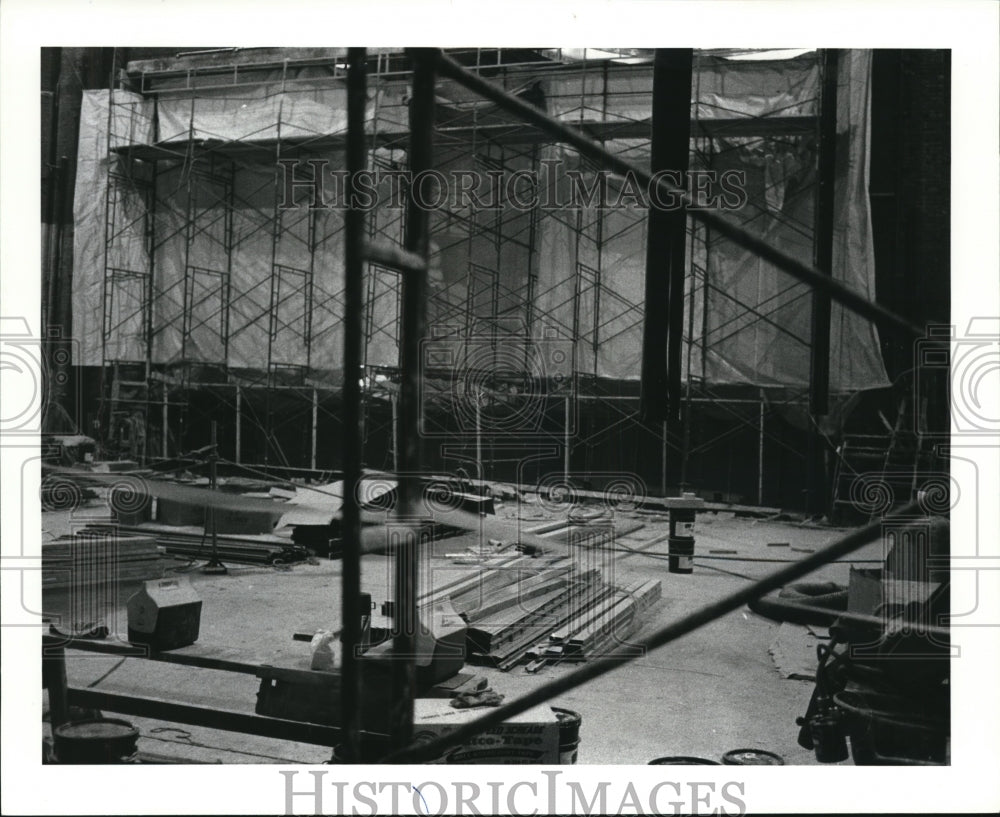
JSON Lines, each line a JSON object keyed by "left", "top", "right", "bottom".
{"left": 417, "top": 555, "right": 528, "bottom": 606}
{"left": 460, "top": 568, "right": 576, "bottom": 622}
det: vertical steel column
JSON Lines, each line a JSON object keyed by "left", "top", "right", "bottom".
{"left": 664, "top": 50, "right": 694, "bottom": 429}
{"left": 234, "top": 385, "right": 242, "bottom": 464}
{"left": 391, "top": 48, "right": 436, "bottom": 752}
{"left": 340, "top": 47, "right": 368, "bottom": 763}
{"left": 810, "top": 49, "right": 838, "bottom": 415}
{"left": 641, "top": 49, "right": 693, "bottom": 427}
{"left": 758, "top": 395, "right": 766, "bottom": 506}
{"left": 809, "top": 49, "right": 839, "bottom": 514}
{"left": 202, "top": 420, "right": 226, "bottom": 575}
{"left": 311, "top": 388, "right": 318, "bottom": 471}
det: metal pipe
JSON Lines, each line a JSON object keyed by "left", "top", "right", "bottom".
{"left": 234, "top": 385, "right": 241, "bottom": 464}
{"left": 391, "top": 47, "right": 436, "bottom": 752}
{"left": 311, "top": 388, "right": 318, "bottom": 471}
{"left": 202, "top": 420, "right": 226, "bottom": 574}
{"left": 661, "top": 419, "right": 668, "bottom": 496}
{"left": 666, "top": 50, "right": 693, "bottom": 426}
{"left": 65, "top": 687, "right": 348, "bottom": 747}
{"left": 758, "top": 396, "right": 765, "bottom": 506}
{"left": 382, "top": 500, "right": 920, "bottom": 763}
{"left": 340, "top": 46, "right": 367, "bottom": 763}
{"left": 433, "top": 50, "right": 925, "bottom": 342}
{"left": 564, "top": 396, "right": 572, "bottom": 482}
{"left": 162, "top": 387, "right": 169, "bottom": 458}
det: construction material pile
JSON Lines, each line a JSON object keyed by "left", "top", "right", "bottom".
{"left": 101, "top": 523, "right": 310, "bottom": 565}
{"left": 42, "top": 531, "right": 164, "bottom": 591}
{"left": 415, "top": 554, "right": 661, "bottom": 671}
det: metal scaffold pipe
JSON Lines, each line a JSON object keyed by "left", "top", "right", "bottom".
{"left": 339, "top": 45, "right": 367, "bottom": 763}
{"left": 390, "top": 47, "right": 437, "bottom": 752}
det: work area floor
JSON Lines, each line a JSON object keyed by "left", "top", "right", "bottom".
{"left": 42, "top": 504, "right": 881, "bottom": 765}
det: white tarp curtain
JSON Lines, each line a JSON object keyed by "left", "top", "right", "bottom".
{"left": 534, "top": 50, "right": 888, "bottom": 389}
{"left": 692, "top": 49, "right": 888, "bottom": 389}
{"left": 73, "top": 52, "right": 889, "bottom": 392}
{"left": 72, "top": 89, "right": 154, "bottom": 366}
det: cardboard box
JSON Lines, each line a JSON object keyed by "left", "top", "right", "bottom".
{"left": 412, "top": 699, "right": 560, "bottom": 764}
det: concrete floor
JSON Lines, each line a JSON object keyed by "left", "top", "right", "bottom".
{"left": 42, "top": 500, "right": 881, "bottom": 764}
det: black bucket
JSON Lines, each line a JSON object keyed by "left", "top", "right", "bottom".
{"left": 668, "top": 536, "right": 695, "bottom": 574}
{"left": 668, "top": 507, "right": 697, "bottom": 538}
{"left": 649, "top": 756, "right": 720, "bottom": 765}
{"left": 53, "top": 718, "right": 139, "bottom": 764}
{"left": 551, "top": 707, "right": 582, "bottom": 764}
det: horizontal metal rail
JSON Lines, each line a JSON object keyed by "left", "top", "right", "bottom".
{"left": 382, "top": 500, "right": 920, "bottom": 762}
{"left": 429, "top": 48, "right": 925, "bottom": 343}
{"left": 66, "top": 686, "right": 345, "bottom": 747}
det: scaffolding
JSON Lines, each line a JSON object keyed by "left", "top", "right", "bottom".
{"left": 91, "top": 47, "right": 885, "bottom": 509}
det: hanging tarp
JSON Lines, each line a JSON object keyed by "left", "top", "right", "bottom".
{"left": 687, "top": 50, "right": 889, "bottom": 390}
{"left": 73, "top": 51, "right": 888, "bottom": 392}
{"left": 72, "top": 89, "right": 155, "bottom": 365}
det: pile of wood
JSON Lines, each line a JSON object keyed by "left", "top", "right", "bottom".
{"left": 414, "top": 554, "right": 661, "bottom": 671}
{"left": 109, "top": 522, "right": 311, "bottom": 565}
{"left": 523, "top": 578, "right": 661, "bottom": 671}
{"left": 42, "top": 531, "right": 164, "bottom": 591}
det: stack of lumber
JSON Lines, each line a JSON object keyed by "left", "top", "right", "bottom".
{"left": 523, "top": 578, "right": 662, "bottom": 670}
{"left": 42, "top": 531, "right": 164, "bottom": 591}
{"left": 98, "top": 522, "right": 310, "bottom": 565}
{"left": 521, "top": 512, "right": 646, "bottom": 547}
{"left": 415, "top": 554, "right": 661, "bottom": 671}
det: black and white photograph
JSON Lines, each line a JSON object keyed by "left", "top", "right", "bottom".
{"left": 2, "top": 1, "right": 998, "bottom": 814}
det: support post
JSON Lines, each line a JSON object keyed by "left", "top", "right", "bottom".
{"left": 641, "top": 49, "right": 693, "bottom": 427}
{"left": 391, "top": 392, "right": 399, "bottom": 473}
{"left": 234, "top": 385, "right": 241, "bottom": 464}
{"left": 340, "top": 46, "right": 367, "bottom": 763}
{"left": 202, "top": 420, "right": 227, "bottom": 575}
{"left": 661, "top": 420, "right": 668, "bottom": 497}
{"left": 161, "top": 386, "right": 169, "bottom": 459}
{"left": 809, "top": 49, "right": 839, "bottom": 515}
{"left": 563, "top": 396, "right": 571, "bottom": 483}
{"left": 311, "top": 388, "right": 318, "bottom": 471}
{"left": 476, "top": 396, "right": 482, "bottom": 484}
{"left": 758, "top": 396, "right": 765, "bottom": 506}
{"left": 811, "top": 49, "right": 838, "bottom": 416}
{"left": 391, "top": 47, "right": 436, "bottom": 753}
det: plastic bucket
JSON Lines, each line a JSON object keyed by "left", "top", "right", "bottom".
{"left": 648, "top": 756, "right": 720, "bottom": 765}
{"left": 53, "top": 718, "right": 139, "bottom": 764}
{"left": 551, "top": 707, "right": 582, "bottom": 764}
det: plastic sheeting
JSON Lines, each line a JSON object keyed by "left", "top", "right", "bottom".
{"left": 688, "top": 50, "right": 889, "bottom": 389}
{"left": 73, "top": 52, "right": 888, "bottom": 392}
